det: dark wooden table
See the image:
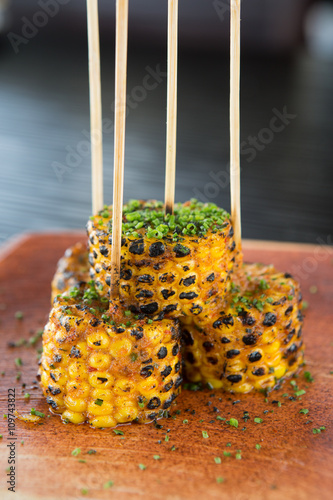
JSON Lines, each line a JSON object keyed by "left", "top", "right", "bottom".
{"left": 0, "top": 233, "right": 332, "bottom": 500}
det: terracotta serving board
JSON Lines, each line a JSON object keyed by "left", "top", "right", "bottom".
{"left": 0, "top": 233, "right": 332, "bottom": 500}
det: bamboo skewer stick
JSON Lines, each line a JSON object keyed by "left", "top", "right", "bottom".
{"left": 110, "top": 0, "right": 129, "bottom": 301}
{"left": 86, "top": 0, "right": 103, "bottom": 214}
{"left": 164, "top": 0, "right": 178, "bottom": 215}
{"left": 230, "top": 0, "right": 242, "bottom": 247}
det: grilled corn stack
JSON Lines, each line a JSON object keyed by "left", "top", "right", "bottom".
{"left": 183, "top": 263, "right": 304, "bottom": 393}
{"left": 40, "top": 283, "right": 182, "bottom": 427}
{"left": 87, "top": 199, "right": 240, "bottom": 317}
{"left": 51, "top": 242, "right": 89, "bottom": 302}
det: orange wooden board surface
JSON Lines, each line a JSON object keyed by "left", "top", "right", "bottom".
{"left": 0, "top": 233, "right": 332, "bottom": 500}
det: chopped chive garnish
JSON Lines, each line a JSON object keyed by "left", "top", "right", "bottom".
{"left": 304, "top": 371, "right": 314, "bottom": 382}
{"left": 30, "top": 408, "right": 44, "bottom": 418}
{"left": 103, "top": 481, "right": 114, "bottom": 489}
{"left": 229, "top": 418, "right": 238, "bottom": 428}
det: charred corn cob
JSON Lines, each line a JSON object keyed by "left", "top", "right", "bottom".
{"left": 183, "top": 263, "right": 304, "bottom": 393}
{"left": 51, "top": 242, "right": 89, "bottom": 302}
{"left": 87, "top": 199, "right": 240, "bottom": 317}
{"left": 40, "top": 283, "right": 182, "bottom": 427}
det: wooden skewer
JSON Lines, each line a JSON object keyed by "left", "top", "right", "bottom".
{"left": 86, "top": 0, "right": 103, "bottom": 214}
{"left": 230, "top": 0, "right": 242, "bottom": 247}
{"left": 164, "top": 0, "right": 178, "bottom": 215}
{"left": 110, "top": 0, "right": 129, "bottom": 300}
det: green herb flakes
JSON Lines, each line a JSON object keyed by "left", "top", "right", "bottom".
{"left": 15, "top": 358, "right": 22, "bottom": 368}
{"left": 229, "top": 418, "right": 238, "bottom": 428}
{"left": 30, "top": 408, "right": 44, "bottom": 418}
{"left": 103, "top": 481, "right": 114, "bottom": 489}
{"left": 304, "top": 371, "right": 314, "bottom": 383}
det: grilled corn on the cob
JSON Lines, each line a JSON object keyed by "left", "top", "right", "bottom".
{"left": 51, "top": 242, "right": 89, "bottom": 302}
{"left": 183, "top": 263, "right": 304, "bottom": 393}
{"left": 86, "top": 199, "right": 240, "bottom": 317}
{"left": 40, "top": 283, "right": 182, "bottom": 427}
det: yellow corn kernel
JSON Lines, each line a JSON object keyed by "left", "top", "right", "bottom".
{"left": 66, "top": 380, "right": 91, "bottom": 398}
{"left": 64, "top": 395, "right": 87, "bottom": 413}
{"left": 41, "top": 370, "right": 49, "bottom": 388}
{"left": 113, "top": 378, "right": 135, "bottom": 396}
{"left": 108, "top": 339, "right": 132, "bottom": 358}
{"left": 43, "top": 343, "right": 55, "bottom": 358}
{"left": 48, "top": 368, "right": 67, "bottom": 386}
{"left": 264, "top": 340, "right": 281, "bottom": 354}
{"left": 274, "top": 363, "right": 287, "bottom": 379}
{"left": 232, "top": 382, "right": 253, "bottom": 393}
{"left": 266, "top": 351, "right": 282, "bottom": 367}
{"left": 68, "top": 361, "right": 88, "bottom": 380}
{"left": 48, "top": 394, "right": 64, "bottom": 408}
{"left": 247, "top": 367, "right": 266, "bottom": 380}
{"left": 262, "top": 330, "right": 278, "bottom": 345}
{"left": 89, "top": 352, "right": 111, "bottom": 370}
{"left": 87, "top": 331, "right": 110, "bottom": 350}
{"left": 252, "top": 376, "right": 275, "bottom": 391}
{"left": 89, "top": 415, "right": 117, "bottom": 428}
{"left": 224, "top": 359, "right": 244, "bottom": 372}
{"left": 114, "top": 401, "right": 138, "bottom": 423}
{"left": 206, "top": 378, "right": 223, "bottom": 389}
{"left": 62, "top": 410, "right": 85, "bottom": 424}
{"left": 137, "top": 377, "right": 159, "bottom": 398}
{"left": 88, "top": 371, "right": 114, "bottom": 389}
{"left": 87, "top": 400, "right": 113, "bottom": 416}
{"left": 144, "top": 327, "right": 164, "bottom": 347}
{"left": 91, "top": 388, "right": 114, "bottom": 402}
{"left": 75, "top": 341, "right": 88, "bottom": 358}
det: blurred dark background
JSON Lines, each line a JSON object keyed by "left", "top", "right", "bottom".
{"left": 0, "top": 0, "right": 333, "bottom": 245}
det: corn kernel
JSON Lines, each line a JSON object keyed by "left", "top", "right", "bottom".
{"left": 91, "top": 388, "right": 114, "bottom": 402}
{"left": 62, "top": 410, "right": 85, "bottom": 424}
{"left": 87, "top": 332, "right": 110, "bottom": 350}
{"left": 88, "top": 371, "right": 114, "bottom": 389}
{"left": 66, "top": 380, "right": 91, "bottom": 398}
{"left": 89, "top": 353, "right": 111, "bottom": 370}
{"left": 89, "top": 415, "right": 117, "bottom": 428}
{"left": 64, "top": 395, "right": 87, "bottom": 412}
{"left": 108, "top": 339, "right": 132, "bottom": 358}
{"left": 87, "top": 400, "right": 114, "bottom": 416}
